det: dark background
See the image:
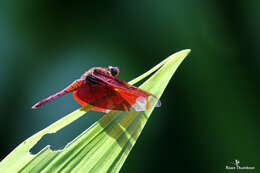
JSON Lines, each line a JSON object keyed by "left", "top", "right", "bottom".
{"left": 0, "top": 0, "right": 259, "bottom": 172}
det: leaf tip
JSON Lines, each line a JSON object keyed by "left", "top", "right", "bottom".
{"left": 182, "top": 49, "right": 191, "bottom": 54}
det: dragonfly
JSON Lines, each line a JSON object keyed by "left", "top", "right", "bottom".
{"left": 32, "top": 66, "right": 161, "bottom": 112}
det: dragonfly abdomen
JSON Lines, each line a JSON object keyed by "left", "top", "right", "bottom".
{"left": 32, "top": 90, "right": 67, "bottom": 109}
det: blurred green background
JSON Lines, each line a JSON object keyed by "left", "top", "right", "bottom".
{"left": 0, "top": 0, "right": 259, "bottom": 172}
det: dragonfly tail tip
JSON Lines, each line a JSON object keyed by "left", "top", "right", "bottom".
{"left": 32, "top": 103, "right": 39, "bottom": 109}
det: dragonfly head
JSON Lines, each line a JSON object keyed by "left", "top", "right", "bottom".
{"left": 108, "top": 66, "right": 119, "bottom": 77}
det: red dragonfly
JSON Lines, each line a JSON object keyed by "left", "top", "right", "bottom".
{"left": 32, "top": 66, "right": 161, "bottom": 112}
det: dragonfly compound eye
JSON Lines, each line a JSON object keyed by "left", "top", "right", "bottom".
{"left": 109, "top": 66, "right": 119, "bottom": 77}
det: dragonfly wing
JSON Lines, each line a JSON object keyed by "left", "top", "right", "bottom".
{"left": 90, "top": 73, "right": 161, "bottom": 111}
{"left": 73, "top": 83, "right": 132, "bottom": 112}
{"left": 73, "top": 73, "right": 161, "bottom": 112}
{"left": 109, "top": 86, "right": 160, "bottom": 111}
{"left": 73, "top": 90, "right": 109, "bottom": 113}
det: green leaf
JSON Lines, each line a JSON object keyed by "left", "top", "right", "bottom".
{"left": 0, "top": 49, "right": 190, "bottom": 173}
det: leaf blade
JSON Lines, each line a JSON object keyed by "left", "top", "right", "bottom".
{"left": 0, "top": 49, "right": 190, "bottom": 173}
